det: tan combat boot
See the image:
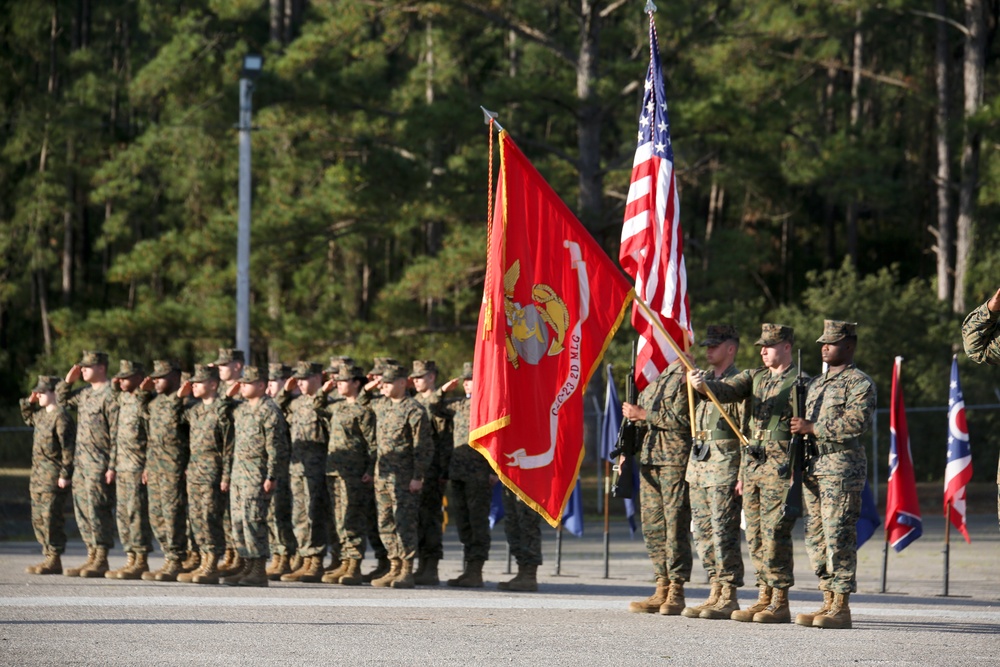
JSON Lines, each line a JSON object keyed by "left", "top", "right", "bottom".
{"left": 191, "top": 553, "right": 220, "bottom": 585}
{"left": 321, "top": 559, "right": 350, "bottom": 584}
{"left": 180, "top": 550, "right": 201, "bottom": 573}
{"left": 813, "top": 592, "right": 852, "bottom": 629}
{"left": 506, "top": 564, "right": 538, "bottom": 592}
{"left": 447, "top": 560, "right": 485, "bottom": 588}
{"left": 391, "top": 559, "right": 416, "bottom": 589}
{"left": 238, "top": 557, "right": 269, "bottom": 587}
{"left": 178, "top": 552, "right": 212, "bottom": 583}
{"left": 297, "top": 556, "right": 324, "bottom": 583}
{"left": 753, "top": 587, "right": 790, "bottom": 623}
{"left": 120, "top": 552, "right": 149, "bottom": 580}
{"left": 266, "top": 553, "right": 291, "bottom": 581}
{"left": 731, "top": 586, "right": 771, "bottom": 622}
{"left": 30, "top": 553, "right": 62, "bottom": 575}
{"left": 80, "top": 547, "right": 110, "bottom": 578}
{"left": 65, "top": 547, "right": 95, "bottom": 577}
{"left": 701, "top": 583, "right": 740, "bottom": 620}
{"left": 659, "top": 581, "right": 685, "bottom": 615}
{"left": 280, "top": 555, "right": 310, "bottom": 582}
{"left": 681, "top": 581, "right": 721, "bottom": 618}
{"left": 151, "top": 558, "right": 182, "bottom": 582}
{"left": 217, "top": 548, "right": 237, "bottom": 574}
{"left": 371, "top": 559, "right": 402, "bottom": 588}
{"left": 218, "top": 552, "right": 242, "bottom": 577}
{"left": 337, "top": 559, "right": 363, "bottom": 586}
{"left": 221, "top": 557, "right": 251, "bottom": 586}
{"left": 497, "top": 566, "right": 524, "bottom": 592}
{"left": 413, "top": 557, "right": 440, "bottom": 586}
{"left": 796, "top": 590, "right": 834, "bottom": 626}
{"left": 288, "top": 554, "right": 304, "bottom": 572}
{"left": 628, "top": 577, "right": 669, "bottom": 613}
{"left": 363, "top": 557, "right": 391, "bottom": 583}
{"left": 106, "top": 552, "right": 135, "bottom": 579}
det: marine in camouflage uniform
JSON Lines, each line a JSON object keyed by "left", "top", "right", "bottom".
{"left": 357, "top": 356, "right": 396, "bottom": 581}
{"left": 410, "top": 360, "right": 452, "bottom": 585}
{"left": 433, "top": 363, "right": 494, "bottom": 588}
{"left": 20, "top": 375, "right": 75, "bottom": 575}
{"left": 142, "top": 360, "right": 191, "bottom": 582}
{"left": 222, "top": 366, "right": 291, "bottom": 587}
{"left": 319, "top": 363, "right": 377, "bottom": 585}
{"left": 625, "top": 358, "right": 692, "bottom": 615}
{"left": 961, "top": 288, "right": 1000, "bottom": 528}
{"left": 57, "top": 350, "right": 119, "bottom": 578}
{"left": 278, "top": 362, "right": 330, "bottom": 583}
{"left": 791, "top": 320, "right": 877, "bottom": 630}
{"left": 264, "top": 362, "right": 298, "bottom": 578}
{"left": 176, "top": 364, "right": 234, "bottom": 584}
{"left": 683, "top": 326, "right": 748, "bottom": 620}
{"left": 108, "top": 360, "right": 154, "bottom": 580}
{"left": 370, "top": 364, "right": 434, "bottom": 589}
{"left": 211, "top": 347, "right": 244, "bottom": 568}
{"left": 695, "top": 323, "right": 802, "bottom": 623}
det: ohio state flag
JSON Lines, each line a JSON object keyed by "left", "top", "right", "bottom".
{"left": 470, "top": 130, "right": 633, "bottom": 526}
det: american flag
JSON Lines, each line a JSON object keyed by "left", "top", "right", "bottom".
{"left": 944, "top": 355, "right": 973, "bottom": 543}
{"left": 619, "top": 13, "right": 692, "bottom": 391}
{"left": 885, "top": 356, "right": 922, "bottom": 552}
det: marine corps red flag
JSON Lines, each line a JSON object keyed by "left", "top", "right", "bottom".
{"left": 470, "top": 130, "right": 633, "bottom": 526}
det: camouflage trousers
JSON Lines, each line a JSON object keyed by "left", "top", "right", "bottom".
{"left": 187, "top": 480, "right": 226, "bottom": 556}
{"left": 417, "top": 477, "right": 445, "bottom": 561}
{"left": 29, "top": 475, "right": 69, "bottom": 555}
{"left": 114, "top": 471, "right": 152, "bottom": 553}
{"left": 368, "top": 491, "right": 388, "bottom": 561}
{"left": 689, "top": 482, "right": 744, "bottom": 586}
{"left": 742, "top": 458, "right": 796, "bottom": 589}
{"left": 267, "top": 476, "right": 297, "bottom": 556}
{"left": 375, "top": 473, "right": 420, "bottom": 561}
{"left": 290, "top": 473, "right": 329, "bottom": 558}
{"left": 803, "top": 450, "right": 866, "bottom": 594}
{"left": 71, "top": 470, "right": 115, "bottom": 550}
{"left": 326, "top": 474, "right": 373, "bottom": 561}
{"left": 501, "top": 486, "right": 542, "bottom": 566}
{"left": 450, "top": 475, "right": 492, "bottom": 563}
{"left": 223, "top": 496, "right": 234, "bottom": 550}
{"left": 147, "top": 471, "right": 188, "bottom": 561}
{"left": 639, "top": 464, "right": 691, "bottom": 583}
{"left": 231, "top": 480, "right": 271, "bottom": 559}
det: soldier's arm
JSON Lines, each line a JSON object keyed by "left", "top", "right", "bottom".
{"left": 19, "top": 398, "right": 36, "bottom": 426}
{"left": 266, "top": 410, "right": 290, "bottom": 482}
{"left": 703, "top": 369, "right": 754, "bottom": 404}
{"left": 813, "top": 374, "right": 877, "bottom": 441}
{"left": 57, "top": 410, "right": 76, "bottom": 480}
{"left": 106, "top": 391, "right": 121, "bottom": 472}
{"left": 220, "top": 403, "right": 235, "bottom": 487}
{"left": 360, "top": 408, "right": 378, "bottom": 478}
{"left": 55, "top": 380, "right": 82, "bottom": 410}
{"left": 962, "top": 297, "right": 1000, "bottom": 365}
{"left": 643, "top": 373, "right": 690, "bottom": 433}
{"left": 411, "top": 406, "right": 435, "bottom": 482}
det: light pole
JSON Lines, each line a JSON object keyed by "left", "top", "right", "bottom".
{"left": 236, "top": 53, "right": 262, "bottom": 359}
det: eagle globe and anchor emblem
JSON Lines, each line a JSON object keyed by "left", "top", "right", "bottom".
{"left": 502, "top": 259, "right": 570, "bottom": 368}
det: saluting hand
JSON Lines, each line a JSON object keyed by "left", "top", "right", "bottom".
{"left": 226, "top": 382, "right": 241, "bottom": 398}
{"left": 284, "top": 376, "right": 296, "bottom": 392}
{"left": 988, "top": 287, "right": 1000, "bottom": 313}
{"left": 65, "top": 365, "right": 82, "bottom": 385}
{"left": 440, "top": 378, "right": 460, "bottom": 393}
{"left": 177, "top": 381, "right": 193, "bottom": 398}
{"left": 139, "top": 377, "right": 154, "bottom": 392}
{"left": 321, "top": 378, "right": 335, "bottom": 394}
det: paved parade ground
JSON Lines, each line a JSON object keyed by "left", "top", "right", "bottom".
{"left": 1, "top": 515, "right": 998, "bottom": 666}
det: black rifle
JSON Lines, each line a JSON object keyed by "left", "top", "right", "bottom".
{"left": 611, "top": 342, "right": 639, "bottom": 498}
{"left": 780, "top": 349, "right": 812, "bottom": 518}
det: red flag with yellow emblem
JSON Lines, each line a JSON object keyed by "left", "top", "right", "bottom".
{"left": 470, "top": 131, "right": 633, "bottom": 526}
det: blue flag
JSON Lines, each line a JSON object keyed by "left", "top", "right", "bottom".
{"left": 562, "top": 480, "right": 585, "bottom": 536}
{"left": 488, "top": 483, "right": 504, "bottom": 530}
{"left": 602, "top": 365, "right": 639, "bottom": 537}
{"left": 856, "top": 478, "right": 881, "bottom": 548}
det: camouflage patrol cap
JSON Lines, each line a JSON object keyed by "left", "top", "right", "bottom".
{"left": 79, "top": 350, "right": 109, "bottom": 367}
{"left": 292, "top": 361, "right": 324, "bottom": 380}
{"left": 755, "top": 323, "right": 794, "bottom": 347}
{"left": 213, "top": 348, "right": 245, "bottom": 365}
{"left": 325, "top": 355, "right": 356, "bottom": 374}
{"left": 816, "top": 320, "right": 857, "bottom": 344}
{"left": 268, "top": 362, "right": 292, "bottom": 380}
{"left": 699, "top": 325, "right": 739, "bottom": 347}
{"left": 190, "top": 364, "right": 219, "bottom": 384}
{"left": 149, "top": 359, "right": 180, "bottom": 379}
{"left": 369, "top": 357, "right": 399, "bottom": 376}
{"left": 32, "top": 375, "right": 60, "bottom": 394}
{"left": 409, "top": 360, "right": 438, "bottom": 378}
{"left": 240, "top": 365, "right": 268, "bottom": 384}
{"left": 333, "top": 363, "right": 365, "bottom": 382}
{"left": 460, "top": 361, "right": 473, "bottom": 380}
{"left": 380, "top": 364, "right": 408, "bottom": 383}
{"left": 113, "top": 359, "right": 145, "bottom": 380}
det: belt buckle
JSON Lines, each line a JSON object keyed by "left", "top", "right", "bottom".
{"left": 695, "top": 430, "right": 710, "bottom": 440}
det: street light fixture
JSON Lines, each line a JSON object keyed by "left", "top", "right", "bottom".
{"left": 235, "top": 54, "right": 262, "bottom": 359}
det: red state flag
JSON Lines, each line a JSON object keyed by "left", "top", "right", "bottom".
{"left": 470, "top": 130, "right": 633, "bottom": 525}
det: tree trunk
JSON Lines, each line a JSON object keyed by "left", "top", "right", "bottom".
{"left": 954, "top": 0, "right": 986, "bottom": 314}
{"left": 844, "top": 9, "right": 863, "bottom": 266}
{"left": 576, "top": 0, "right": 602, "bottom": 232}
{"left": 270, "top": 0, "right": 285, "bottom": 44}
{"left": 934, "top": 0, "right": 953, "bottom": 303}
{"left": 36, "top": 270, "right": 53, "bottom": 356}
{"left": 823, "top": 66, "right": 837, "bottom": 267}
{"left": 63, "top": 137, "right": 75, "bottom": 305}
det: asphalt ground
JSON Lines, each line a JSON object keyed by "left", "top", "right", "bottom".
{"left": 1, "top": 514, "right": 998, "bottom": 666}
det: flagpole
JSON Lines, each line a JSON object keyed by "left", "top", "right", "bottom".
{"left": 554, "top": 523, "right": 564, "bottom": 576}
{"left": 603, "top": 458, "right": 611, "bottom": 579}
{"left": 879, "top": 536, "right": 889, "bottom": 593}
{"left": 942, "top": 500, "right": 951, "bottom": 597}
{"left": 631, "top": 296, "right": 749, "bottom": 446}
